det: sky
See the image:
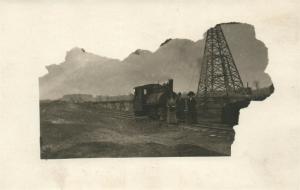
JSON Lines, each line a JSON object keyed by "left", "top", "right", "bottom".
{"left": 38, "top": 22, "right": 274, "bottom": 99}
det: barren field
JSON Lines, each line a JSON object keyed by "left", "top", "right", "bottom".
{"left": 40, "top": 101, "right": 234, "bottom": 159}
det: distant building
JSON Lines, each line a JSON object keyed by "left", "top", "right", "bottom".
{"left": 61, "top": 94, "right": 95, "bottom": 103}
{"left": 251, "top": 84, "right": 274, "bottom": 101}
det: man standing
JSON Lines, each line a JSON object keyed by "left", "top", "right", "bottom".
{"left": 176, "top": 92, "right": 185, "bottom": 122}
{"left": 187, "top": 91, "right": 197, "bottom": 124}
{"left": 167, "top": 94, "right": 177, "bottom": 124}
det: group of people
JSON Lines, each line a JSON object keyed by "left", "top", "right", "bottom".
{"left": 166, "top": 91, "right": 197, "bottom": 124}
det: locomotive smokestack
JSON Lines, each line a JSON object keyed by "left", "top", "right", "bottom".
{"left": 168, "top": 79, "right": 173, "bottom": 92}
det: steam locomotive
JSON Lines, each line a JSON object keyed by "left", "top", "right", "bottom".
{"left": 94, "top": 79, "right": 176, "bottom": 119}
{"left": 133, "top": 79, "right": 175, "bottom": 118}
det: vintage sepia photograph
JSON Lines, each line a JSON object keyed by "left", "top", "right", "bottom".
{"left": 1, "top": 0, "right": 300, "bottom": 189}
{"left": 39, "top": 22, "right": 274, "bottom": 159}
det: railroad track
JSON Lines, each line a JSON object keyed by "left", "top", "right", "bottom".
{"left": 184, "top": 124, "right": 234, "bottom": 136}
{"left": 192, "top": 122, "right": 233, "bottom": 131}
{"left": 96, "top": 109, "right": 234, "bottom": 135}
{"left": 181, "top": 123, "right": 234, "bottom": 141}
{"left": 96, "top": 109, "right": 147, "bottom": 120}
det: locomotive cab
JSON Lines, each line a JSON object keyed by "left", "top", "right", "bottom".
{"left": 133, "top": 84, "right": 160, "bottom": 116}
{"left": 133, "top": 79, "right": 174, "bottom": 117}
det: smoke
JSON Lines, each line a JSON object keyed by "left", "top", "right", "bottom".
{"left": 39, "top": 23, "right": 272, "bottom": 100}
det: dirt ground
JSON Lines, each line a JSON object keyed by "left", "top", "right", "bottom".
{"left": 40, "top": 101, "right": 234, "bottom": 159}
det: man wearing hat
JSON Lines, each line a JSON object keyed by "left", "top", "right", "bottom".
{"left": 176, "top": 92, "right": 185, "bottom": 122}
{"left": 187, "top": 91, "right": 197, "bottom": 123}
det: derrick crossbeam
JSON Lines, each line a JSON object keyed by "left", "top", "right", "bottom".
{"left": 197, "top": 24, "right": 245, "bottom": 98}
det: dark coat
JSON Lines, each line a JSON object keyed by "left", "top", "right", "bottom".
{"left": 176, "top": 97, "right": 185, "bottom": 112}
{"left": 187, "top": 97, "right": 197, "bottom": 123}
{"left": 187, "top": 97, "right": 196, "bottom": 112}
